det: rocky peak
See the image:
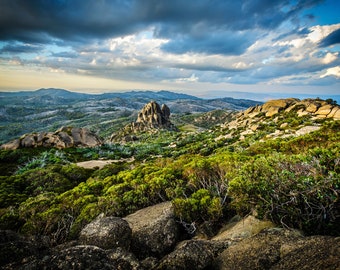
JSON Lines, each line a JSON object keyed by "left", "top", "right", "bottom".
{"left": 111, "top": 101, "right": 178, "bottom": 142}
{"left": 136, "top": 101, "right": 172, "bottom": 129}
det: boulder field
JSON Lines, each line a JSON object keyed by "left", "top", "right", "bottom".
{"left": 1, "top": 201, "right": 339, "bottom": 269}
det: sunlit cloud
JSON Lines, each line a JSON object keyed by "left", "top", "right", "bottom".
{"left": 0, "top": 0, "right": 339, "bottom": 96}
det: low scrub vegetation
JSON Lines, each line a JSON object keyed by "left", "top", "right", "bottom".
{"left": 0, "top": 120, "right": 339, "bottom": 245}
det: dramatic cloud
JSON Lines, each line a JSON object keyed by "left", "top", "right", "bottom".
{"left": 0, "top": 0, "right": 339, "bottom": 95}
{"left": 319, "top": 28, "right": 340, "bottom": 47}
{"left": 0, "top": 43, "right": 42, "bottom": 53}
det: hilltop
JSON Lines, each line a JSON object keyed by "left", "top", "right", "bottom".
{"left": 217, "top": 97, "right": 340, "bottom": 143}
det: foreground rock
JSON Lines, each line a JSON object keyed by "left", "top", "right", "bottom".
{"left": 212, "top": 228, "right": 340, "bottom": 270}
{"left": 1, "top": 205, "right": 339, "bottom": 269}
{"left": 1, "top": 126, "right": 102, "bottom": 150}
{"left": 79, "top": 214, "right": 131, "bottom": 250}
{"left": 124, "top": 201, "right": 181, "bottom": 259}
{"left": 212, "top": 215, "right": 275, "bottom": 242}
{"left": 27, "top": 245, "right": 140, "bottom": 270}
{"left": 156, "top": 239, "right": 216, "bottom": 270}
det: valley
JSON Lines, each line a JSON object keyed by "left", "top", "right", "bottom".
{"left": 0, "top": 88, "right": 259, "bottom": 145}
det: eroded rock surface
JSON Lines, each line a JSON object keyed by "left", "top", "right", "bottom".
{"left": 156, "top": 240, "right": 216, "bottom": 270}
{"left": 124, "top": 201, "right": 180, "bottom": 259}
{"left": 242, "top": 98, "right": 340, "bottom": 120}
{"left": 79, "top": 214, "right": 131, "bottom": 250}
{"left": 1, "top": 126, "right": 102, "bottom": 150}
{"left": 1, "top": 205, "right": 339, "bottom": 270}
{"left": 212, "top": 228, "right": 340, "bottom": 270}
{"left": 110, "top": 101, "right": 178, "bottom": 142}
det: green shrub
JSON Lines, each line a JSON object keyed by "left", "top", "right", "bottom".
{"left": 18, "top": 192, "right": 58, "bottom": 235}
{"left": 91, "top": 163, "right": 129, "bottom": 179}
{"left": 0, "top": 207, "right": 24, "bottom": 231}
{"left": 173, "top": 189, "right": 223, "bottom": 223}
{"left": 69, "top": 202, "right": 101, "bottom": 239}
{"left": 229, "top": 153, "right": 340, "bottom": 235}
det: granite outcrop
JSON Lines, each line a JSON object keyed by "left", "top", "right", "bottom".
{"left": 0, "top": 126, "right": 102, "bottom": 150}
{"left": 219, "top": 98, "right": 340, "bottom": 142}
{"left": 110, "top": 101, "right": 178, "bottom": 142}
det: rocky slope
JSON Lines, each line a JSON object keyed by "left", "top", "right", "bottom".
{"left": 217, "top": 98, "right": 340, "bottom": 142}
{"left": 242, "top": 98, "right": 340, "bottom": 119}
{"left": 0, "top": 126, "right": 102, "bottom": 150}
{"left": 1, "top": 202, "right": 339, "bottom": 269}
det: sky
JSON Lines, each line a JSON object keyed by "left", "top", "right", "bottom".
{"left": 0, "top": 0, "right": 339, "bottom": 98}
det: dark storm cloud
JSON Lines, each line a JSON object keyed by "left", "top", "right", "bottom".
{"left": 0, "top": 0, "right": 143, "bottom": 43}
{"left": 319, "top": 28, "right": 340, "bottom": 47}
{"left": 0, "top": 0, "right": 323, "bottom": 53}
{"left": 161, "top": 31, "right": 254, "bottom": 55}
{"left": 0, "top": 42, "right": 42, "bottom": 53}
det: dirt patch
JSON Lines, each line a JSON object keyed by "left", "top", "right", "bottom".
{"left": 76, "top": 158, "right": 134, "bottom": 169}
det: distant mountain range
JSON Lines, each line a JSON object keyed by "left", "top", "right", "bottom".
{"left": 197, "top": 90, "right": 340, "bottom": 104}
{"left": 0, "top": 88, "right": 262, "bottom": 111}
{"left": 0, "top": 88, "right": 261, "bottom": 144}
{"left": 0, "top": 88, "right": 200, "bottom": 101}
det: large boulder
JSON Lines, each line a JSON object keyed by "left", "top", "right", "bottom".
{"left": 211, "top": 228, "right": 340, "bottom": 270}
{"left": 0, "top": 139, "right": 20, "bottom": 150}
{"left": 79, "top": 214, "right": 131, "bottom": 250}
{"left": 134, "top": 101, "right": 177, "bottom": 131}
{"left": 136, "top": 101, "right": 168, "bottom": 127}
{"left": 212, "top": 215, "right": 275, "bottom": 242}
{"left": 212, "top": 228, "right": 302, "bottom": 269}
{"left": 155, "top": 240, "right": 216, "bottom": 270}
{"left": 262, "top": 99, "right": 297, "bottom": 117}
{"left": 272, "top": 236, "right": 340, "bottom": 270}
{"left": 316, "top": 104, "right": 333, "bottom": 117}
{"left": 124, "top": 201, "right": 180, "bottom": 259}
